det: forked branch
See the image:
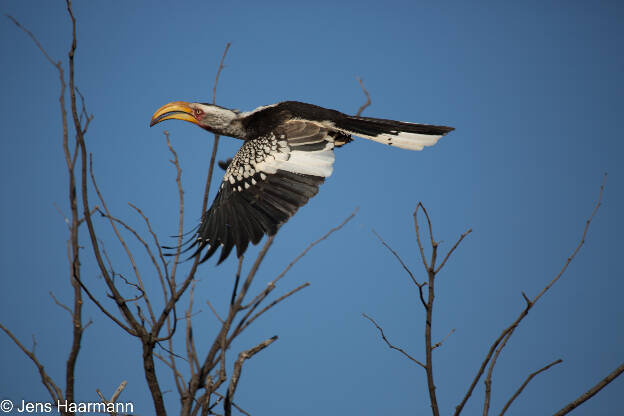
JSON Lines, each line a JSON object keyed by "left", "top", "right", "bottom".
{"left": 455, "top": 174, "right": 608, "bottom": 416}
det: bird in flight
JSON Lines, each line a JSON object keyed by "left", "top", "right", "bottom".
{"left": 150, "top": 101, "right": 453, "bottom": 264}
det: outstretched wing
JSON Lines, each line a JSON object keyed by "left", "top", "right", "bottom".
{"left": 191, "top": 120, "right": 345, "bottom": 264}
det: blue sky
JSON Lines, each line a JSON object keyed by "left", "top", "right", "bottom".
{"left": 1, "top": 1, "right": 622, "bottom": 415}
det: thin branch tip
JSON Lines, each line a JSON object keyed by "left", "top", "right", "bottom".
{"left": 355, "top": 77, "right": 371, "bottom": 116}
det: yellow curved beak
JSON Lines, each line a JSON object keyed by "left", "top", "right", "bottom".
{"left": 150, "top": 101, "right": 199, "bottom": 127}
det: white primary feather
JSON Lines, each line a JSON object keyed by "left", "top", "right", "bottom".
{"left": 280, "top": 149, "right": 334, "bottom": 177}
{"left": 389, "top": 131, "right": 443, "bottom": 150}
{"left": 360, "top": 131, "right": 443, "bottom": 151}
{"left": 333, "top": 123, "right": 443, "bottom": 151}
{"left": 254, "top": 148, "right": 334, "bottom": 178}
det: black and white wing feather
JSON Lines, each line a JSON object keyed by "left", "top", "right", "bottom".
{"left": 243, "top": 101, "right": 454, "bottom": 151}
{"left": 333, "top": 114, "right": 454, "bottom": 150}
{"left": 191, "top": 120, "right": 341, "bottom": 264}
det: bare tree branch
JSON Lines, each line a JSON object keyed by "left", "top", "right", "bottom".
{"left": 499, "top": 359, "right": 562, "bottom": 416}
{"left": 213, "top": 43, "right": 231, "bottom": 105}
{"left": 6, "top": 10, "right": 89, "bottom": 409}
{"left": 415, "top": 203, "right": 442, "bottom": 416}
{"left": 271, "top": 208, "right": 357, "bottom": 286}
{"left": 213, "top": 392, "right": 251, "bottom": 416}
{"left": 372, "top": 229, "right": 421, "bottom": 287}
{"left": 90, "top": 155, "right": 156, "bottom": 325}
{"left": 0, "top": 323, "right": 63, "bottom": 403}
{"left": 156, "top": 44, "right": 235, "bottom": 416}
{"left": 49, "top": 291, "right": 73, "bottom": 317}
{"left": 225, "top": 336, "right": 278, "bottom": 416}
{"left": 207, "top": 299, "right": 225, "bottom": 324}
{"left": 198, "top": 42, "right": 231, "bottom": 226}
{"left": 75, "top": 86, "right": 94, "bottom": 135}
{"left": 414, "top": 203, "right": 431, "bottom": 271}
{"left": 5, "top": 14, "right": 58, "bottom": 67}
{"left": 432, "top": 328, "right": 456, "bottom": 350}
{"left": 154, "top": 351, "right": 186, "bottom": 397}
{"left": 74, "top": 275, "right": 137, "bottom": 335}
{"left": 186, "top": 281, "right": 201, "bottom": 377}
{"left": 237, "top": 282, "right": 310, "bottom": 334}
{"left": 96, "top": 380, "right": 128, "bottom": 416}
{"left": 233, "top": 209, "right": 357, "bottom": 339}
{"left": 129, "top": 202, "right": 170, "bottom": 293}
{"left": 553, "top": 362, "right": 624, "bottom": 416}
{"left": 454, "top": 173, "right": 608, "bottom": 416}
{"left": 531, "top": 173, "right": 607, "bottom": 305}
{"left": 483, "top": 330, "right": 513, "bottom": 415}
{"left": 435, "top": 228, "right": 472, "bottom": 274}
{"left": 355, "top": 77, "right": 371, "bottom": 116}
{"left": 164, "top": 130, "right": 184, "bottom": 284}
{"left": 362, "top": 313, "right": 426, "bottom": 368}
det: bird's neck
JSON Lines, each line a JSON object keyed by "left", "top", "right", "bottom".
{"left": 221, "top": 119, "right": 247, "bottom": 139}
{"left": 203, "top": 107, "right": 246, "bottom": 139}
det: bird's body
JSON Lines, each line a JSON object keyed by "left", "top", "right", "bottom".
{"left": 150, "top": 101, "right": 454, "bottom": 264}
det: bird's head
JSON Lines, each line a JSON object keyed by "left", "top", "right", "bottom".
{"left": 150, "top": 101, "right": 239, "bottom": 135}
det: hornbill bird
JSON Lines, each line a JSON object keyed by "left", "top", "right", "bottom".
{"left": 150, "top": 101, "right": 454, "bottom": 264}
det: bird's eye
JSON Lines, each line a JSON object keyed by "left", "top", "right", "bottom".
{"left": 194, "top": 109, "right": 203, "bottom": 116}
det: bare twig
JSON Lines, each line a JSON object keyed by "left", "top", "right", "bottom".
{"left": 75, "top": 86, "right": 94, "bottom": 135}
{"left": 230, "top": 257, "right": 244, "bottom": 305}
{"left": 109, "top": 380, "right": 127, "bottom": 402}
{"left": 49, "top": 291, "right": 73, "bottom": 317}
{"left": 416, "top": 281, "right": 428, "bottom": 311}
{"left": 531, "top": 173, "right": 606, "bottom": 306}
{"left": 432, "top": 328, "right": 456, "bottom": 350}
{"left": 213, "top": 43, "right": 231, "bottom": 105}
{"left": 237, "top": 282, "right": 310, "bottom": 334}
{"left": 225, "top": 336, "right": 278, "bottom": 416}
{"left": 0, "top": 323, "right": 63, "bottom": 403}
{"left": 414, "top": 203, "right": 430, "bottom": 271}
{"left": 372, "top": 229, "right": 421, "bottom": 287}
{"left": 207, "top": 299, "right": 225, "bottom": 324}
{"left": 499, "top": 359, "right": 562, "bottom": 416}
{"left": 154, "top": 352, "right": 186, "bottom": 393}
{"left": 483, "top": 330, "right": 513, "bottom": 415}
{"left": 73, "top": 266, "right": 137, "bottom": 335}
{"left": 5, "top": 14, "right": 58, "bottom": 67}
{"left": 129, "top": 202, "right": 170, "bottom": 293}
{"left": 213, "top": 392, "right": 251, "bottom": 416}
{"left": 415, "top": 202, "right": 436, "bottom": 250}
{"left": 163, "top": 130, "right": 184, "bottom": 284}
{"left": 96, "top": 380, "right": 128, "bottom": 416}
{"left": 355, "top": 77, "right": 371, "bottom": 116}
{"left": 435, "top": 228, "right": 472, "bottom": 274}
{"left": 362, "top": 313, "right": 426, "bottom": 369}
{"left": 186, "top": 281, "right": 201, "bottom": 376}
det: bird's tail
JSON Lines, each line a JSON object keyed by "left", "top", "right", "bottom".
{"left": 335, "top": 115, "right": 454, "bottom": 151}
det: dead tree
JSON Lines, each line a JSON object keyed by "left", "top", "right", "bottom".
{"left": 365, "top": 175, "right": 623, "bottom": 415}
{"left": 2, "top": 2, "right": 356, "bottom": 416}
